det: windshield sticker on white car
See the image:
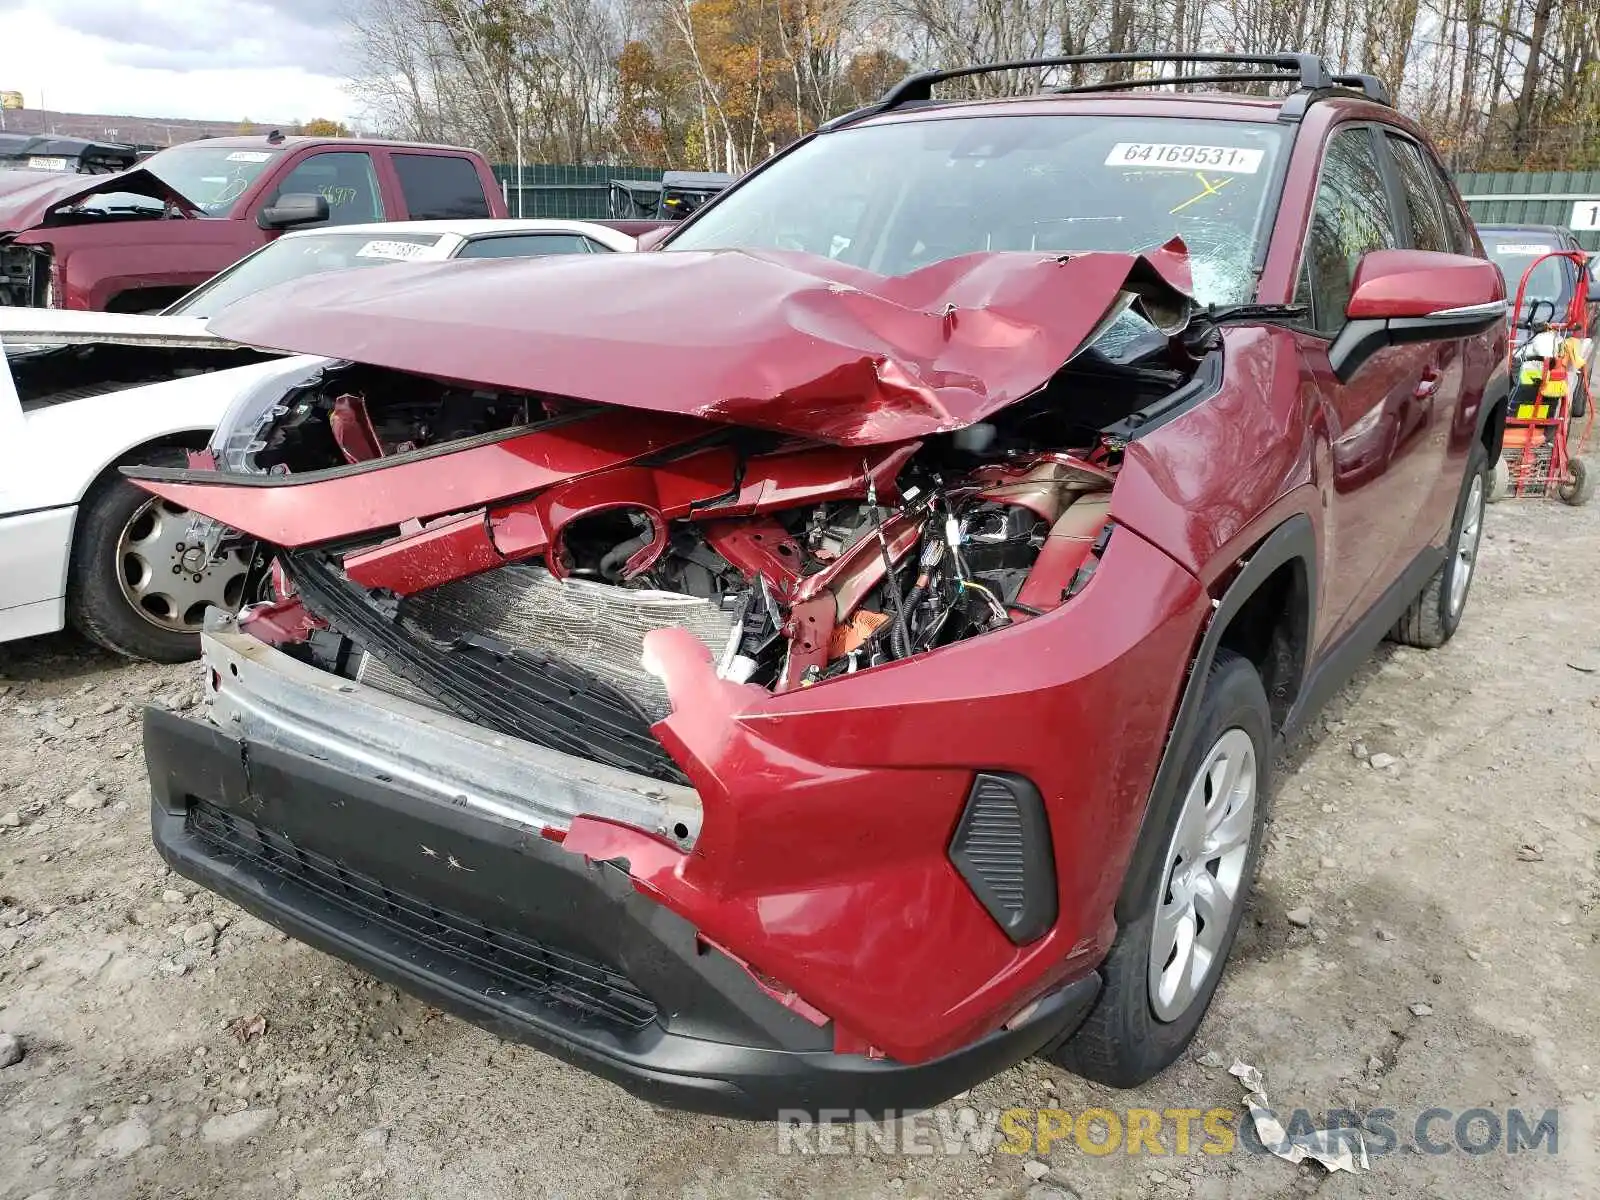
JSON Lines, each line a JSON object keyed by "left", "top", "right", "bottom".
{"left": 1493, "top": 244, "right": 1554, "bottom": 255}
{"left": 355, "top": 239, "right": 431, "bottom": 261}
{"left": 226, "top": 151, "right": 273, "bottom": 163}
{"left": 1105, "top": 143, "right": 1265, "bottom": 173}
{"left": 27, "top": 156, "right": 69, "bottom": 171}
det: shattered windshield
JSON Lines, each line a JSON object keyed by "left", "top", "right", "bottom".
{"left": 141, "top": 145, "right": 284, "bottom": 216}
{"left": 668, "top": 114, "right": 1288, "bottom": 305}
{"left": 164, "top": 232, "right": 446, "bottom": 318}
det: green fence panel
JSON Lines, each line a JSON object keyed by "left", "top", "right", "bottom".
{"left": 491, "top": 162, "right": 663, "bottom": 220}
{"left": 1454, "top": 169, "right": 1600, "bottom": 251}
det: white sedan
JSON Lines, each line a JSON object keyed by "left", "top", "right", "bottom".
{"left": 0, "top": 219, "right": 635, "bottom": 660}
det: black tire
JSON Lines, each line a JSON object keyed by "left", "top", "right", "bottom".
{"left": 1570, "top": 378, "right": 1587, "bottom": 421}
{"left": 66, "top": 448, "right": 241, "bottom": 663}
{"left": 1049, "top": 650, "right": 1270, "bottom": 1088}
{"left": 1390, "top": 441, "right": 1488, "bottom": 650}
{"left": 1559, "top": 457, "right": 1593, "bottom": 506}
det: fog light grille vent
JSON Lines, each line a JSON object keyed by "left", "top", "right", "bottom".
{"left": 949, "top": 773, "right": 1057, "bottom": 944}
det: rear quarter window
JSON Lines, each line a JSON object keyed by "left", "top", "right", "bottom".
{"left": 455, "top": 233, "right": 606, "bottom": 258}
{"left": 393, "top": 154, "right": 492, "bottom": 220}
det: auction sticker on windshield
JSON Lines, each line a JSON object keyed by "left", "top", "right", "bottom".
{"left": 27, "top": 157, "right": 69, "bottom": 171}
{"left": 355, "top": 239, "right": 433, "bottom": 260}
{"left": 226, "top": 151, "right": 273, "bottom": 164}
{"left": 1106, "top": 143, "right": 1265, "bottom": 173}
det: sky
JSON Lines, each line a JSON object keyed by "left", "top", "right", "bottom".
{"left": 0, "top": 0, "right": 356, "bottom": 124}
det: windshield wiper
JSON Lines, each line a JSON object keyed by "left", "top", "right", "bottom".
{"left": 69, "top": 201, "right": 167, "bottom": 216}
{"left": 1202, "top": 302, "right": 1309, "bottom": 326}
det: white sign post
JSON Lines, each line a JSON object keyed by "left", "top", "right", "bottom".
{"left": 1571, "top": 199, "right": 1600, "bottom": 231}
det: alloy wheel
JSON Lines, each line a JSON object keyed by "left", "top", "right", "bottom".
{"left": 115, "top": 497, "right": 250, "bottom": 633}
{"left": 1148, "top": 727, "right": 1257, "bottom": 1022}
{"left": 1448, "top": 472, "right": 1485, "bottom": 618}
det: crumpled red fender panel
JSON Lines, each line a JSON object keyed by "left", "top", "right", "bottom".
{"left": 205, "top": 243, "right": 1194, "bottom": 447}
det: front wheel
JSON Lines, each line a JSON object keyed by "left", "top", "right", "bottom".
{"left": 1048, "top": 650, "right": 1269, "bottom": 1087}
{"left": 1559, "top": 457, "right": 1593, "bottom": 506}
{"left": 1390, "top": 441, "right": 1488, "bottom": 649}
{"left": 67, "top": 451, "right": 251, "bottom": 662}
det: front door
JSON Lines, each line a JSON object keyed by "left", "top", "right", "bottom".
{"left": 1291, "top": 125, "right": 1426, "bottom": 651}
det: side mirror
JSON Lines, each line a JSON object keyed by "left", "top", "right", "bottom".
{"left": 257, "top": 192, "right": 329, "bottom": 230}
{"left": 1588, "top": 261, "right": 1599, "bottom": 304}
{"left": 1329, "top": 249, "right": 1506, "bottom": 383}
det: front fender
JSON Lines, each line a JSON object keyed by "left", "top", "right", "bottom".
{"left": 19, "top": 221, "right": 261, "bottom": 311}
{"left": 1109, "top": 326, "right": 1315, "bottom": 588}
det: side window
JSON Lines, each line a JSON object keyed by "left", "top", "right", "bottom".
{"left": 268, "top": 152, "right": 381, "bottom": 227}
{"left": 454, "top": 233, "right": 599, "bottom": 259}
{"left": 1295, "top": 128, "right": 1400, "bottom": 334}
{"left": 1385, "top": 135, "right": 1452, "bottom": 253}
{"left": 1422, "top": 155, "right": 1478, "bottom": 256}
{"left": 393, "top": 153, "right": 492, "bottom": 220}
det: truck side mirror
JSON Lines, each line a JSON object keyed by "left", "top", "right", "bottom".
{"left": 258, "top": 193, "right": 329, "bottom": 230}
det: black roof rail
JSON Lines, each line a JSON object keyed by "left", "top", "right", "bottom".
{"left": 1276, "top": 73, "right": 1393, "bottom": 121}
{"left": 1332, "top": 73, "right": 1393, "bottom": 105}
{"left": 857, "top": 52, "right": 1392, "bottom": 126}
{"left": 879, "top": 52, "right": 1337, "bottom": 108}
{"left": 1052, "top": 71, "right": 1313, "bottom": 97}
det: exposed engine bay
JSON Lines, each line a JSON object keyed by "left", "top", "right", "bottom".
{"left": 130, "top": 244, "right": 1219, "bottom": 784}
{"left": 186, "top": 327, "right": 1212, "bottom": 785}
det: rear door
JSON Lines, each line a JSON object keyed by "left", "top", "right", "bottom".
{"left": 1290, "top": 125, "right": 1430, "bottom": 649}
{"left": 387, "top": 152, "right": 495, "bottom": 221}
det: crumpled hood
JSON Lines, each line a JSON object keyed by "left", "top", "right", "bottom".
{"left": 206, "top": 243, "right": 1194, "bottom": 446}
{"left": 0, "top": 166, "right": 196, "bottom": 235}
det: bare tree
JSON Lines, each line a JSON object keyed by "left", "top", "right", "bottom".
{"left": 340, "top": 0, "right": 1600, "bottom": 172}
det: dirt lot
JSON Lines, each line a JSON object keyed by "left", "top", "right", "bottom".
{"left": 1, "top": 496, "right": 1597, "bottom": 1200}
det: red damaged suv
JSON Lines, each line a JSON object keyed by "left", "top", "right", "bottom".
{"left": 132, "top": 53, "right": 1508, "bottom": 1116}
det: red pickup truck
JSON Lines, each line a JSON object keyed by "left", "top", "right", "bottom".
{"left": 0, "top": 134, "right": 507, "bottom": 312}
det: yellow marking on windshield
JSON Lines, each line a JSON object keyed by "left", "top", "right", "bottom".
{"left": 1170, "top": 173, "right": 1233, "bottom": 214}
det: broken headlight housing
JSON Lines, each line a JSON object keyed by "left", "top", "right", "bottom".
{"left": 189, "top": 357, "right": 337, "bottom": 561}
{"left": 208, "top": 356, "right": 337, "bottom": 475}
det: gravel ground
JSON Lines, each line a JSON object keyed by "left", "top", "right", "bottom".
{"left": 1, "top": 496, "right": 1598, "bottom": 1200}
